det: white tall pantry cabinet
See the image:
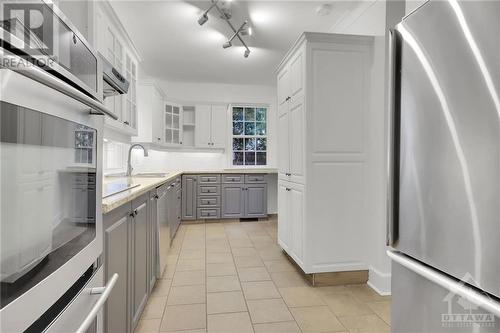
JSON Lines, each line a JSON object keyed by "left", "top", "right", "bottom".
{"left": 277, "top": 32, "right": 373, "bottom": 275}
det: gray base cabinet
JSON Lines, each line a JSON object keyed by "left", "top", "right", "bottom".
{"left": 245, "top": 183, "right": 268, "bottom": 217}
{"left": 103, "top": 191, "right": 157, "bottom": 333}
{"left": 131, "top": 195, "right": 149, "bottom": 328}
{"left": 104, "top": 205, "right": 129, "bottom": 333}
{"left": 181, "top": 175, "right": 197, "bottom": 220}
{"left": 221, "top": 184, "right": 245, "bottom": 218}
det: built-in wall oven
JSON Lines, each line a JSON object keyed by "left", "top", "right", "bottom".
{"left": 0, "top": 1, "right": 117, "bottom": 332}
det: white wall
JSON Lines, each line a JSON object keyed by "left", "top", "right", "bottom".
{"left": 330, "top": 0, "right": 405, "bottom": 295}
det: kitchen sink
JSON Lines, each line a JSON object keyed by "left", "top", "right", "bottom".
{"left": 103, "top": 181, "right": 141, "bottom": 198}
{"left": 134, "top": 172, "right": 169, "bottom": 178}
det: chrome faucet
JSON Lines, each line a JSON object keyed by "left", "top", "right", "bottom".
{"left": 126, "top": 144, "right": 149, "bottom": 177}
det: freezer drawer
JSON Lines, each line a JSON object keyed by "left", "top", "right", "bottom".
{"left": 392, "top": 260, "right": 500, "bottom": 333}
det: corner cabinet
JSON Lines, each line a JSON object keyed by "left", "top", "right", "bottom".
{"left": 276, "top": 32, "right": 373, "bottom": 275}
{"left": 195, "top": 105, "right": 227, "bottom": 149}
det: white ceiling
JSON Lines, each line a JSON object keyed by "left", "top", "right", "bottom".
{"left": 111, "top": 1, "right": 363, "bottom": 85}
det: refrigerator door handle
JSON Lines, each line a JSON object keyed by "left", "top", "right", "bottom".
{"left": 386, "top": 29, "right": 400, "bottom": 246}
{"left": 387, "top": 250, "right": 500, "bottom": 318}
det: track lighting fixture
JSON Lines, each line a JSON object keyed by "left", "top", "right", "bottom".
{"left": 197, "top": 0, "right": 218, "bottom": 26}
{"left": 198, "top": 0, "right": 252, "bottom": 57}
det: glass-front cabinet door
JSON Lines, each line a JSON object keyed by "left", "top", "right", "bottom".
{"left": 164, "top": 102, "right": 182, "bottom": 145}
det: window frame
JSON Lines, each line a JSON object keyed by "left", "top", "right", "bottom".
{"left": 229, "top": 104, "right": 269, "bottom": 168}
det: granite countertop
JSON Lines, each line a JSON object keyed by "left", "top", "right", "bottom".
{"left": 102, "top": 168, "right": 277, "bottom": 214}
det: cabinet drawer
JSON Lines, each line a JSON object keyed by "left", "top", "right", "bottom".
{"left": 245, "top": 174, "right": 267, "bottom": 183}
{"left": 197, "top": 196, "right": 220, "bottom": 207}
{"left": 198, "top": 185, "right": 221, "bottom": 196}
{"left": 222, "top": 174, "right": 244, "bottom": 183}
{"left": 197, "top": 208, "right": 220, "bottom": 219}
{"left": 198, "top": 174, "right": 221, "bottom": 184}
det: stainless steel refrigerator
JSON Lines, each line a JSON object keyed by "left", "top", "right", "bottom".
{"left": 387, "top": 1, "right": 500, "bottom": 332}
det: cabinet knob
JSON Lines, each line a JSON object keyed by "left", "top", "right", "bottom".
{"left": 124, "top": 121, "right": 130, "bottom": 125}
{"left": 286, "top": 188, "right": 291, "bottom": 191}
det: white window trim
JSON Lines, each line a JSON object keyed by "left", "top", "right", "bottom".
{"left": 227, "top": 103, "right": 270, "bottom": 169}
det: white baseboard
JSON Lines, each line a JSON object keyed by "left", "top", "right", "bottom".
{"left": 368, "top": 266, "right": 392, "bottom": 296}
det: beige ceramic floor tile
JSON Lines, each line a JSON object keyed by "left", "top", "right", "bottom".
{"left": 207, "top": 312, "right": 254, "bottom": 333}
{"left": 167, "top": 285, "right": 206, "bottom": 305}
{"left": 247, "top": 298, "right": 294, "bottom": 324}
{"left": 347, "top": 285, "right": 390, "bottom": 302}
{"left": 176, "top": 259, "right": 206, "bottom": 272}
{"left": 263, "top": 260, "right": 296, "bottom": 273}
{"left": 257, "top": 247, "right": 287, "bottom": 261}
{"left": 206, "top": 263, "right": 237, "bottom": 277}
{"left": 151, "top": 279, "right": 172, "bottom": 297}
{"left": 270, "top": 271, "right": 308, "bottom": 288}
{"left": 207, "top": 252, "right": 234, "bottom": 264}
{"left": 234, "top": 255, "right": 264, "bottom": 268}
{"left": 322, "top": 293, "right": 374, "bottom": 317}
{"left": 242, "top": 281, "right": 281, "bottom": 300}
{"left": 231, "top": 247, "right": 259, "bottom": 257}
{"left": 315, "top": 285, "right": 349, "bottom": 296}
{"left": 338, "top": 314, "right": 390, "bottom": 333}
{"left": 238, "top": 267, "right": 271, "bottom": 282}
{"left": 366, "top": 300, "right": 391, "bottom": 325}
{"left": 229, "top": 238, "right": 254, "bottom": 248}
{"left": 166, "top": 330, "right": 206, "bottom": 333}
{"left": 179, "top": 249, "right": 206, "bottom": 260}
{"left": 141, "top": 297, "right": 167, "bottom": 319}
{"left": 207, "top": 275, "right": 241, "bottom": 292}
{"left": 160, "top": 304, "right": 206, "bottom": 332}
{"left": 290, "top": 306, "right": 345, "bottom": 333}
{"left": 253, "top": 321, "right": 301, "bottom": 333}
{"left": 279, "top": 286, "right": 325, "bottom": 307}
{"left": 135, "top": 319, "right": 161, "bottom": 333}
{"left": 172, "top": 270, "right": 206, "bottom": 286}
{"left": 207, "top": 291, "right": 247, "bottom": 314}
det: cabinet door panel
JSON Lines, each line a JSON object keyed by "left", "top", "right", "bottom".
{"left": 182, "top": 176, "right": 197, "bottom": 220}
{"left": 245, "top": 184, "right": 267, "bottom": 218}
{"left": 278, "top": 111, "right": 290, "bottom": 177}
{"left": 222, "top": 184, "right": 244, "bottom": 218}
{"left": 290, "top": 185, "right": 304, "bottom": 260}
{"left": 290, "top": 51, "right": 304, "bottom": 99}
{"left": 289, "top": 96, "right": 305, "bottom": 183}
{"left": 277, "top": 67, "right": 290, "bottom": 107}
{"left": 131, "top": 197, "right": 148, "bottom": 328}
{"left": 278, "top": 183, "right": 290, "bottom": 249}
{"left": 104, "top": 209, "right": 129, "bottom": 333}
{"left": 195, "top": 105, "right": 212, "bottom": 147}
{"left": 211, "top": 105, "right": 227, "bottom": 148}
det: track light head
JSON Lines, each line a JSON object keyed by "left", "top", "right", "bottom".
{"left": 241, "top": 26, "right": 252, "bottom": 36}
{"left": 198, "top": 13, "right": 208, "bottom": 25}
{"left": 244, "top": 49, "right": 250, "bottom": 58}
{"left": 222, "top": 40, "right": 232, "bottom": 48}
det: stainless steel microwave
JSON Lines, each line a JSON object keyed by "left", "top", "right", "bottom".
{"left": 0, "top": 0, "right": 102, "bottom": 101}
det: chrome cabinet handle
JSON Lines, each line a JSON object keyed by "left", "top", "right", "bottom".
{"left": 387, "top": 251, "right": 500, "bottom": 318}
{"left": 75, "top": 273, "right": 119, "bottom": 333}
{"left": 1, "top": 54, "right": 118, "bottom": 120}
{"left": 123, "top": 121, "right": 130, "bottom": 125}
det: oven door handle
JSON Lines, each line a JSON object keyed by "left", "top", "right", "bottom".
{"left": 1, "top": 53, "right": 119, "bottom": 120}
{"left": 75, "top": 273, "right": 118, "bottom": 333}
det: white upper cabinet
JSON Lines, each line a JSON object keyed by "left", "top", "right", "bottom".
{"left": 277, "top": 45, "right": 305, "bottom": 184}
{"left": 164, "top": 102, "right": 183, "bottom": 146}
{"left": 276, "top": 32, "right": 373, "bottom": 275}
{"left": 195, "top": 105, "right": 227, "bottom": 149}
{"left": 96, "top": 2, "right": 140, "bottom": 136}
{"left": 210, "top": 105, "right": 227, "bottom": 149}
{"left": 133, "top": 82, "right": 165, "bottom": 145}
